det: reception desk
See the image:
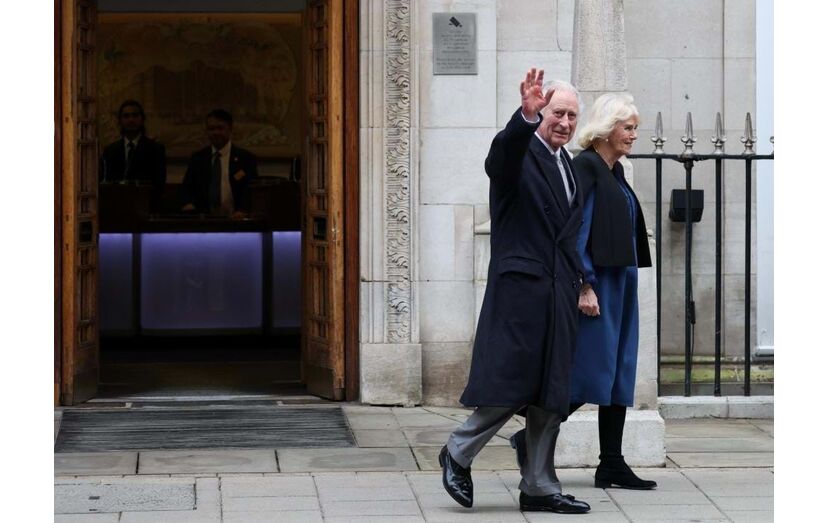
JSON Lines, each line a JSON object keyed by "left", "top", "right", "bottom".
{"left": 98, "top": 182, "right": 302, "bottom": 337}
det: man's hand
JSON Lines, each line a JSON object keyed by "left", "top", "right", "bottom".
{"left": 181, "top": 203, "right": 195, "bottom": 212}
{"left": 231, "top": 210, "right": 247, "bottom": 220}
{"left": 578, "top": 286, "right": 600, "bottom": 317}
{"left": 520, "top": 68, "right": 554, "bottom": 122}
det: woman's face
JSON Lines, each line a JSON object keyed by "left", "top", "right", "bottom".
{"left": 607, "top": 116, "right": 639, "bottom": 157}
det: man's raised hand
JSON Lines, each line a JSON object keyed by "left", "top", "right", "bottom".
{"left": 520, "top": 68, "right": 554, "bottom": 121}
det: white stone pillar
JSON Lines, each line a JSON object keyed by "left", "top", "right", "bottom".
{"left": 561, "top": 0, "right": 664, "bottom": 466}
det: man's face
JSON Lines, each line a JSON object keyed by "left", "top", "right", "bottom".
{"left": 206, "top": 117, "right": 232, "bottom": 149}
{"left": 538, "top": 90, "right": 579, "bottom": 149}
{"left": 119, "top": 106, "right": 144, "bottom": 136}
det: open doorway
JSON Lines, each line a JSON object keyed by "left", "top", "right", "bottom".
{"left": 56, "top": 0, "right": 358, "bottom": 405}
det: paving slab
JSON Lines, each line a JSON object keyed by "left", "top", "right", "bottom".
{"left": 619, "top": 503, "right": 728, "bottom": 522}
{"left": 321, "top": 499, "right": 423, "bottom": 517}
{"left": 223, "top": 510, "right": 323, "bottom": 523}
{"left": 55, "top": 515, "right": 120, "bottom": 523}
{"left": 317, "top": 485, "right": 416, "bottom": 502}
{"left": 55, "top": 452, "right": 138, "bottom": 476}
{"left": 523, "top": 512, "right": 629, "bottom": 522}
{"left": 220, "top": 474, "right": 316, "bottom": 497}
{"left": 55, "top": 481, "right": 195, "bottom": 514}
{"left": 345, "top": 414, "right": 401, "bottom": 430}
{"left": 666, "top": 436, "right": 773, "bottom": 453}
{"left": 392, "top": 413, "right": 461, "bottom": 429}
{"left": 749, "top": 420, "right": 774, "bottom": 436}
{"left": 607, "top": 488, "right": 711, "bottom": 506}
{"left": 664, "top": 419, "right": 766, "bottom": 438}
{"left": 725, "top": 510, "right": 774, "bottom": 523}
{"left": 222, "top": 495, "right": 321, "bottom": 511}
{"left": 403, "top": 428, "right": 510, "bottom": 447}
{"left": 138, "top": 449, "right": 278, "bottom": 474}
{"left": 353, "top": 429, "right": 410, "bottom": 447}
{"left": 343, "top": 405, "right": 394, "bottom": 415}
{"left": 325, "top": 517, "right": 425, "bottom": 523}
{"left": 668, "top": 452, "right": 773, "bottom": 468}
{"left": 709, "top": 495, "right": 773, "bottom": 511}
{"left": 278, "top": 448, "right": 419, "bottom": 472}
{"left": 315, "top": 471, "right": 412, "bottom": 489}
{"left": 119, "top": 510, "right": 220, "bottom": 522}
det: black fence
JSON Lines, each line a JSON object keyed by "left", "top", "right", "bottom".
{"left": 628, "top": 112, "right": 773, "bottom": 397}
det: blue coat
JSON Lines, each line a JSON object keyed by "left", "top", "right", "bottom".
{"left": 460, "top": 109, "right": 585, "bottom": 419}
{"left": 568, "top": 150, "right": 648, "bottom": 406}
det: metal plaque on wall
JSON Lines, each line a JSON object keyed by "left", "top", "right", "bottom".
{"left": 433, "top": 13, "right": 477, "bottom": 75}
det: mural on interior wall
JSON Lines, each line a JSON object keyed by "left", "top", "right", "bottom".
{"left": 97, "top": 13, "right": 302, "bottom": 159}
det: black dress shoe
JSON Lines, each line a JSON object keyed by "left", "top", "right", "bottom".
{"left": 509, "top": 429, "right": 527, "bottom": 468}
{"left": 594, "top": 458, "right": 657, "bottom": 490}
{"left": 519, "top": 492, "right": 591, "bottom": 514}
{"left": 439, "top": 446, "right": 473, "bottom": 508}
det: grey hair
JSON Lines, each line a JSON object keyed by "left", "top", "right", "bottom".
{"left": 541, "top": 80, "right": 585, "bottom": 116}
{"left": 576, "top": 92, "right": 639, "bottom": 149}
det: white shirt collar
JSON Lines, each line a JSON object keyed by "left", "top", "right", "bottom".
{"left": 212, "top": 141, "right": 232, "bottom": 157}
{"left": 533, "top": 132, "right": 564, "bottom": 158}
{"left": 123, "top": 135, "right": 142, "bottom": 148}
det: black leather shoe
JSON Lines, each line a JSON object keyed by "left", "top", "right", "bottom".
{"left": 509, "top": 429, "right": 527, "bottom": 468}
{"left": 519, "top": 492, "right": 591, "bottom": 514}
{"left": 594, "top": 459, "right": 657, "bottom": 490}
{"left": 439, "top": 446, "right": 473, "bottom": 508}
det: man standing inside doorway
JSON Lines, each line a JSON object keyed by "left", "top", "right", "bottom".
{"left": 440, "top": 69, "right": 589, "bottom": 514}
{"left": 100, "top": 100, "right": 167, "bottom": 211}
{"left": 181, "top": 109, "right": 258, "bottom": 218}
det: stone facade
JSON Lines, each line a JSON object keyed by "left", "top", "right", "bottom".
{"left": 359, "top": 0, "right": 765, "bottom": 409}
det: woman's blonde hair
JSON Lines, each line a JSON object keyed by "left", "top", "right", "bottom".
{"left": 576, "top": 93, "right": 639, "bottom": 149}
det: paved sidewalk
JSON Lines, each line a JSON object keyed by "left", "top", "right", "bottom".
{"left": 54, "top": 406, "right": 774, "bottom": 522}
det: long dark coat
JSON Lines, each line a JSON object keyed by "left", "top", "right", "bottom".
{"left": 459, "top": 109, "right": 585, "bottom": 419}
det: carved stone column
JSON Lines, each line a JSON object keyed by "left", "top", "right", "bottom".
{"left": 359, "top": 0, "right": 422, "bottom": 405}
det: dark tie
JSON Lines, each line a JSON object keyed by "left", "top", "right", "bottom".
{"left": 125, "top": 141, "right": 135, "bottom": 178}
{"left": 209, "top": 151, "right": 221, "bottom": 212}
{"left": 559, "top": 152, "right": 576, "bottom": 204}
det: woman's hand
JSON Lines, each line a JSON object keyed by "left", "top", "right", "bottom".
{"left": 578, "top": 285, "right": 600, "bottom": 316}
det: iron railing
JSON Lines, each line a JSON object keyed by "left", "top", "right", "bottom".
{"left": 628, "top": 111, "right": 773, "bottom": 396}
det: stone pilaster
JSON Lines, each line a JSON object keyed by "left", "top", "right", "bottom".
{"left": 359, "top": 0, "right": 422, "bottom": 405}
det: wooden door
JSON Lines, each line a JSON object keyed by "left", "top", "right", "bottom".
{"left": 59, "top": 0, "right": 99, "bottom": 405}
{"left": 302, "top": 0, "right": 345, "bottom": 400}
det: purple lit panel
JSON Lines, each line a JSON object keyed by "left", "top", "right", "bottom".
{"left": 98, "top": 233, "right": 134, "bottom": 334}
{"left": 140, "top": 233, "right": 263, "bottom": 331}
{"left": 272, "top": 231, "right": 302, "bottom": 329}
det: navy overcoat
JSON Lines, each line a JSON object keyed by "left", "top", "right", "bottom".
{"left": 459, "top": 109, "right": 585, "bottom": 419}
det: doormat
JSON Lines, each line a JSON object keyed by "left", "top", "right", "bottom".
{"left": 55, "top": 406, "right": 355, "bottom": 453}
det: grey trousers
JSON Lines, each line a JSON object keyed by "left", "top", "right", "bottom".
{"left": 446, "top": 405, "right": 562, "bottom": 496}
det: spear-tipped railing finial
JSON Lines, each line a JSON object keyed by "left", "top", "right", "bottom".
{"left": 651, "top": 111, "right": 666, "bottom": 154}
{"left": 680, "top": 112, "right": 696, "bottom": 157}
{"left": 740, "top": 113, "right": 756, "bottom": 155}
{"left": 711, "top": 112, "right": 726, "bottom": 155}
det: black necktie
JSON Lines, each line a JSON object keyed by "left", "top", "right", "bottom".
{"left": 209, "top": 151, "right": 221, "bottom": 212}
{"left": 559, "top": 152, "right": 576, "bottom": 204}
{"left": 125, "top": 141, "right": 135, "bottom": 178}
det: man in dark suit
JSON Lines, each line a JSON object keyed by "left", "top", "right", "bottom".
{"left": 99, "top": 100, "right": 167, "bottom": 211}
{"left": 439, "top": 69, "right": 590, "bottom": 514}
{"left": 181, "top": 109, "right": 258, "bottom": 217}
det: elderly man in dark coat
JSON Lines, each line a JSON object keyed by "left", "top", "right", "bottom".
{"left": 439, "top": 69, "right": 590, "bottom": 515}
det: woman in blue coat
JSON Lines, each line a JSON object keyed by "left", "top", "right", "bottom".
{"left": 568, "top": 92, "right": 656, "bottom": 490}
{"left": 508, "top": 93, "right": 658, "bottom": 489}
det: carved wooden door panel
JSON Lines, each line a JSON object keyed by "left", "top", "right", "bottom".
{"left": 302, "top": 0, "right": 345, "bottom": 400}
{"left": 60, "top": 0, "right": 99, "bottom": 405}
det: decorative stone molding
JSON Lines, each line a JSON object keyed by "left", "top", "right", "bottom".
{"left": 384, "top": 0, "right": 413, "bottom": 344}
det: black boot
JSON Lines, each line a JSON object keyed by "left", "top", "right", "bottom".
{"left": 594, "top": 405, "right": 657, "bottom": 490}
